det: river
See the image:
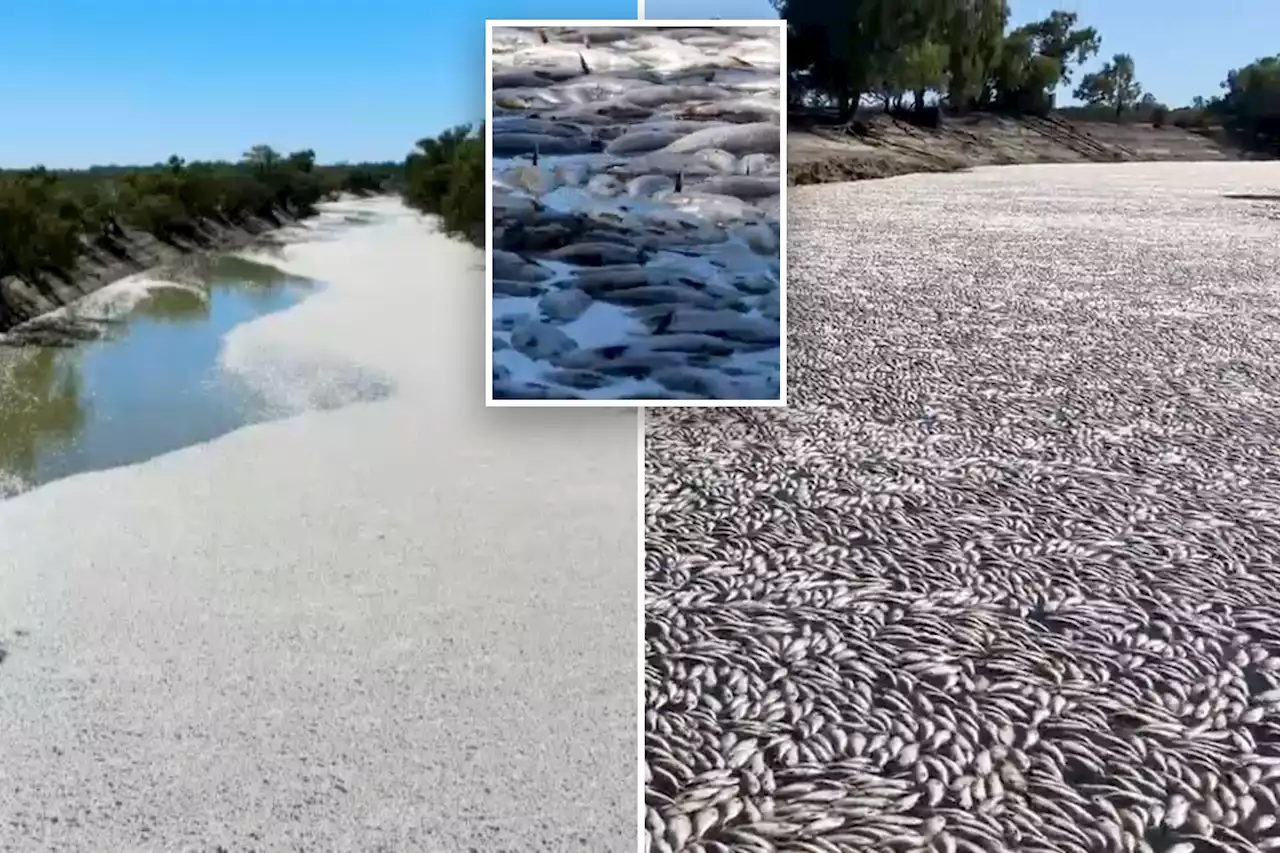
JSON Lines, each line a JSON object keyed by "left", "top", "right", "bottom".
{"left": 0, "top": 257, "right": 321, "bottom": 497}
{"left": 0, "top": 196, "right": 637, "bottom": 851}
{"left": 644, "top": 161, "right": 1280, "bottom": 850}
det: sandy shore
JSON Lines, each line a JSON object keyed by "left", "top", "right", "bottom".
{"left": 490, "top": 25, "right": 782, "bottom": 402}
{"left": 0, "top": 197, "right": 637, "bottom": 851}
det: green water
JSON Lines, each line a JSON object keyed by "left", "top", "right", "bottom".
{"left": 0, "top": 256, "right": 351, "bottom": 497}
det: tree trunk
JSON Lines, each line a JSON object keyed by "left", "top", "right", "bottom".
{"left": 837, "top": 87, "right": 852, "bottom": 122}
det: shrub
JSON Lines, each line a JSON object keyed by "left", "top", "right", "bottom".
{"left": 402, "top": 124, "right": 484, "bottom": 246}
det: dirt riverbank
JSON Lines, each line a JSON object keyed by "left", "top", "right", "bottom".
{"left": 788, "top": 113, "right": 1253, "bottom": 185}
{"left": 0, "top": 207, "right": 308, "bottom": 343}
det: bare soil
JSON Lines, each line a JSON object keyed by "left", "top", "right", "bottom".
{"left": 788, "top": 113, "right": 1250, "bottom": 186}
{"left": 0, "top": 209, "right": 300, "bottom": 339}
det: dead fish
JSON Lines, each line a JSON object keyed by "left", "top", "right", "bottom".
{"left": 490, "top": 132, "right": 594, "bottom": 157}
{"left": 658, "top": 122, "right": 781, "bottom": 157}
{"left": 605, "top": 130, "right": 684, "bottom": 156}
{"left": 690, "top": 176, "right": 779, "bottom": 201}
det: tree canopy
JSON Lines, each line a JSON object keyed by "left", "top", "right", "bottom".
{"left": 777, "top": 0, "right": 1101, "bottom": 117}
{"left": 1074, "top": 53, "right": 1143, "bottom": 118}
{"left": 402, "top": 123, "right": 484, "bottom": 245}
{"left": 1214, "top": 55, "right": 1280, "bottom": 155}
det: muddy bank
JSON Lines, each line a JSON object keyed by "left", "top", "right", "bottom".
{"left": 0, "top": 206, "right": 310, "bottom": 343}
{"left": 788, "top": 112, "right": 1254, "bottom": 186}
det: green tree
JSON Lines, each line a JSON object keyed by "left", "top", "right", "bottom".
{"left": 775, "top": 0, "right": 899, "bottom": 120}
{"left": 1075, "top": 53, "right": 1144, "bottom": 119}
{"left": 988, "top": 28, "right": 1061, "bottom": 113}
{"left": 287, "top": 149, "right": 316, "bottom": 173}
{"left": 867, "top": 0, "right": 952, "bottom": 113}
{"left": 242, "top": 144, "right": 280, "bottom": 176}
{"left": 1011, "top": 10, "right": 1100, "bottom": 88}
{"left": 404, "top": 124, "right": 475, "bottom": 213}
{"left": 402, "top": 123, "right": 484, "bottom": 244}
{"left": 1215, "top": 55, "right": 1280, "bottom": 154}
{"left": 944, "top": 0, "right": 1008, "bottom": 111}
{"left": 901, "top": 40, "right": 950, "bottom": 112}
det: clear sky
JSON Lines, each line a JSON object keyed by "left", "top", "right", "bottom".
{"left": 642, "top": 0, "right": 1279, "bottom": 109}
{"left": 0, "top": 0, "right": 641, "bottom": 169}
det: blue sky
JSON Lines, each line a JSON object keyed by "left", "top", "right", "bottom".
{"left": 3, "top": 0, "right": 1273, "bottom": 168}
{"left": 0, "top": 0, "right": 640, "bottom": 169}
{"left": 645, "top": 0, "right": 1279, "bottom": 110}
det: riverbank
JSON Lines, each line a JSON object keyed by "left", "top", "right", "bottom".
{"left": 0, "top": 197, "right": 637, "bottom": 850}
{"left": 0, "top": 204, "right": 312, "bottom": 345}
{"left": 788, "top": 112, "right": 1254, "bottom": 185}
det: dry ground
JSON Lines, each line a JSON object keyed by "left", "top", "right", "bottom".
{"left": 788, "top": 113, "right": 1243, "bottom": 185}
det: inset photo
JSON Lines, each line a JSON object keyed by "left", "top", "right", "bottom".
{"left": 486, "top": 20, "right": 785, "bottom": 406}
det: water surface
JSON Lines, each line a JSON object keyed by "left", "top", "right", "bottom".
{"left": 0, "top": 257, "right": 318, "bottom": 496}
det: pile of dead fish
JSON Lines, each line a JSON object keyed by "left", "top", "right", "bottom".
{"left": 645, "top": 163, "right": 1280, "bottom": 852}
{"left": 489, "top": 25, "right": 782, "bottom": 401}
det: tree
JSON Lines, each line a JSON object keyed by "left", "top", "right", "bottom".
{"left": 1012, "top": 10, "right": 1100, "bottom": 88}
{"left": 287, "top": 149, "right": 316, "bottom": 174}
{"left": 894, "top": 40, "right": 949, "bottom": 112}
{"left": 774, "top": 0, "right": 902, "bottom": 120}
{"left": 242, "top": 145, "right": 280, "bottom": 175}
{"left": 885, "top": 0, "right": 952, "bottom": 113}
{"left": 404, "top": 124, "right": 475, "bottom": 213}
{"left": 1215, "top": 55, "right": 1280, "bottom": 154}
{"left": 1074, "top": 53, "right": 1143, "bottom": 119}
{"left": 944, "top": 0, "right": 1008, "bottom": 111}
{"left": 402, "top": 123, "right": 484, "bottom": 244}
{"left": 988, "top": 29, "right": 1061, "bottom": 113}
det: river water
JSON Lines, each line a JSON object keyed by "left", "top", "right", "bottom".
{"left": 0, "top": 256, "right": 317, "bottom": 497}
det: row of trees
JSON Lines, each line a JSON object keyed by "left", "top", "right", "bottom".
{"left": 402, "top": 123, "right": 484, "bottom": 246}
{"left": 0, "top": 148, "right": 404, "bottom": 296}
{"left": 0, "top": 120, "right": 488, "bottom": 327}
{"left": 778, "top": 0, "right": 1280, "bottom": 155}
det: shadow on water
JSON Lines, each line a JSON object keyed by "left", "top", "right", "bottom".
{"left": 0, "top": 255, "right": 390, "bottom": 499}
